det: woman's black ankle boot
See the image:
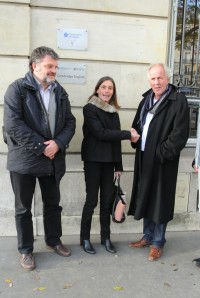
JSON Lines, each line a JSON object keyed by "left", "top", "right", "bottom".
{"left": 101, "top": 239, "right": 116, "bottom": 253}
{"left": 81, "top": 239, "right": 96, "bottom": 254}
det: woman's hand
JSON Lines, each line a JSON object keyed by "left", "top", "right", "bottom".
{"left": 115, "top": 171, "right": 122, "bottom": 178}
{"left": 130, "top": 128, "right": 140, "bottom": 143}
{"left": 193, "top": 165, "right": 199, "bottom": 173}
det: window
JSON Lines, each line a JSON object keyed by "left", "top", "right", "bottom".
{"left": 173, "top": 0, "right": 200, "bottom": 95}
{"left": 169, "top": 0, "right": 200, "bottom": 146}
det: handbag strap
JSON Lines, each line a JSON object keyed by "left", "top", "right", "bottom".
{"left": 113, "top": 176, "right": 120, "bottom": 186}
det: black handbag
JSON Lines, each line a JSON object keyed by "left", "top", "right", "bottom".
{"left": 111, "top": 177, "right": 126, "bottom": 223}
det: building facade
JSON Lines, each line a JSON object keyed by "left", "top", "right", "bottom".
{"left": 0, "top": 0, "right": 199, "bottom": 236}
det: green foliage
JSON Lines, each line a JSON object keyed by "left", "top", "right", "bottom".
{"left": 175, "top": 0, "right": 200, "bottom": 50}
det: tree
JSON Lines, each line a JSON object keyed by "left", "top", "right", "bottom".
{"left": 175, "top": 0, "right": 200, "bottom": 50}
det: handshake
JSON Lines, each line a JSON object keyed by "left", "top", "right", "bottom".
{"left": 130, "top": 128, "right": 140, "bottom": 143}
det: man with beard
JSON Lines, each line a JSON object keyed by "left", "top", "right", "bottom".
{"left": 3, "top": 46, "right": 76, "bottom": 270}
{"left": 128, "top": 63, "right": 189, "bottom": 261}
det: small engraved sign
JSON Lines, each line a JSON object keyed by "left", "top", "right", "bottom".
{"left": 57, "top": 62, "right": 86, "bottom": 84}
{"left": 57, "top": 28, "right": 88, "bottom": 50}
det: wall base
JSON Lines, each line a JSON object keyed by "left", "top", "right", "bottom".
{"left": 1, "top": 213, "right": 200, "bottom": 236}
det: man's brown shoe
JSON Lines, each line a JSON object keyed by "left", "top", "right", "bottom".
{"left": 46, "top": 243, "right": 71, "bottom": 257}
{"left": 148, "top": 246, "right": 162, "bottom": 261}
{"left": 129, "top": 238, "right": 151, "bottom": 248}
{"left": 20, "top": 253, "right": 35, "bottom": 271}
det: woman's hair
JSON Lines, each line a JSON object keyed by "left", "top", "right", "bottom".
{"left": 29, "top": 46, "right": 59, "bottom": 71}
{"left": 88, "top": 76, "right": 120, "bottom": 109}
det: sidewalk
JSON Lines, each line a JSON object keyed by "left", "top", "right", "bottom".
{"left": 0, "top": 231, "right": 200, "bottom": 298}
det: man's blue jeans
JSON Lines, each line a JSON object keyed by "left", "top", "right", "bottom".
{"left": 142, "top": 218, "right": 167, "bottom": 248}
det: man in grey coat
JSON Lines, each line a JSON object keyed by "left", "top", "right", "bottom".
{"left": 128, "top": 63, "right": 189, "bottom": 261}
{"left": 3, "top": 46, "right": 76, "bottom": 270}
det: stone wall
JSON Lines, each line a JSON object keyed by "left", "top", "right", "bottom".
{"left": 0, "top": 0, "right": 199, "bottom": 236}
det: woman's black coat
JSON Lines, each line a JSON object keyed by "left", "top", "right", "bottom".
{"left": 128, "top": 85, "right": 189, "bottom": 224}
{"left": 81, "top": 96, "right": 131, "bottom": 171}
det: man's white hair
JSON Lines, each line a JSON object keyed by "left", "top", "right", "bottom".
{"left": 147, "top": 63, "right": 171, "bottom": 80}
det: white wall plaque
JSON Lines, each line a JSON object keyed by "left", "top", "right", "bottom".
{"left": 57, "top": 28, "right": 88, "bottom": 50}
{"left": 57, "top": 62, "right": 86, "bottom": 84}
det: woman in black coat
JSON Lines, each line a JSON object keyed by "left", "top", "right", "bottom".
{"left": 80, "top": 76, "right": 136, "bottom": 254}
